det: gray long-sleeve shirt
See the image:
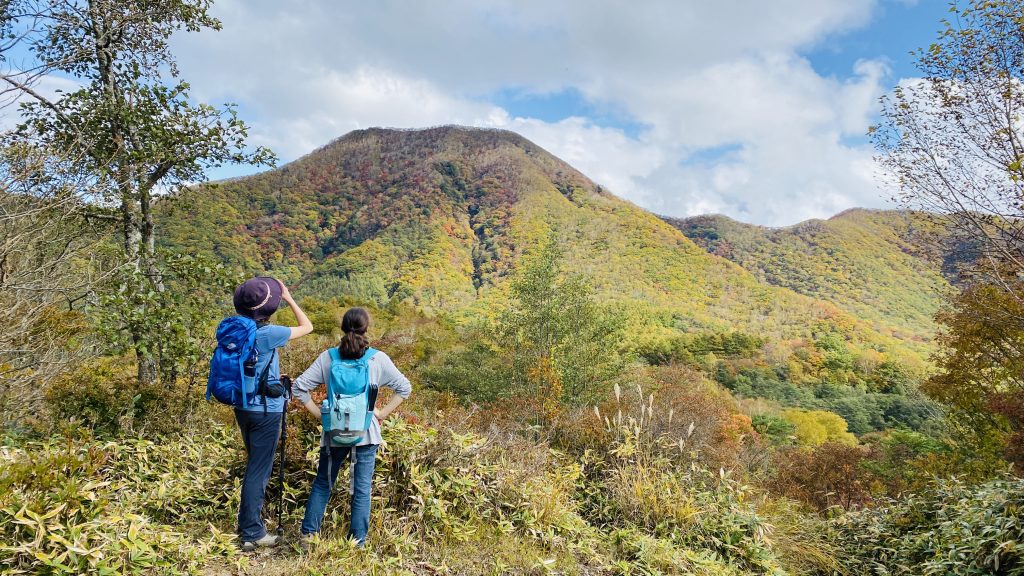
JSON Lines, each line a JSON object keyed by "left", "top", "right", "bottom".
{"left": 291, "top": 349, "right": 412, "bottom": 446}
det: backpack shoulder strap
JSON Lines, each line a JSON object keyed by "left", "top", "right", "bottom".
{"left": 360, "top": 349, "right": 377, "bottom": 396}
{"left": 326, "top": 347, "right": 341, "bottom": 403}
{"left": 360, "top": 347, "right": 378, "bottom": 365}
{"left": 257, "top": 349, "right": 276, "bottom": 413}
{"left": 257, "top": 349, "right": 276, "bottom": 387}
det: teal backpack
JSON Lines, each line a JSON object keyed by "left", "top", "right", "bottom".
{"left": 321, "top": 347, "right": 379, "bottom": 447}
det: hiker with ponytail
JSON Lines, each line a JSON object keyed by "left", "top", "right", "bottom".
{"left": 338, "top": 308, "right": 370, "bottom": 357}
{"left": 290, "top": 307, "right": 412, "bottom": 548}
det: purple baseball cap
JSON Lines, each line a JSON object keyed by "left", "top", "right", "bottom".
{"left": 233, "top": 276, "right": 283, "bottom": 321}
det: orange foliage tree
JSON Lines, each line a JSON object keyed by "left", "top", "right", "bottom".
{"left": 926, "top": 282, "right": 1024, "bottom": 468}
{"left": 771, "top": 442, "right": 872, "bottom": 512}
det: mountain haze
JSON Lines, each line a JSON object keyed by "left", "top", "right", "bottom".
{"left": 160, "top": 126, "right": 930, "bottom": 361}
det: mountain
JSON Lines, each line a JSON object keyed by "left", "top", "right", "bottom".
{"left": 159, "top": 126, "right": 930, "bottom": 362}
{"left": 666, "top": 209, "right": 952, "bottom": 339}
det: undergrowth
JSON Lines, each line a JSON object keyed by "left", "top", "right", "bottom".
{"left": 1, "top": 399, "right": 820, "bottom": 576}
{"left": 5, "top": 389, "right": 1017, "bottom": 575}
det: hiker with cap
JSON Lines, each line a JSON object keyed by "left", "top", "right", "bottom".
{"left": 231, "top": 277, "right": 313, "bottom": 550}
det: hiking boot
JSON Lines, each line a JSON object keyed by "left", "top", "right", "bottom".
{"left": 240, "top": 533, "right": 280, "bottom": 551}
{"left": 298, "top": 532, "right": 315, "bottom": 551}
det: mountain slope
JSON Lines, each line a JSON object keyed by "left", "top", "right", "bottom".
{"left": 666, "top": 209, "right": 952, "bottom": 339}
{"left": 159, "top": 127, "right": 929, "bottom": 362}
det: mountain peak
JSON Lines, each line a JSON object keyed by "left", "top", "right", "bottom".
{"left": 278, "top": 125, "right": 600, "bottom": 201}
{"left": 340, "top": 124, "right": 534, "bottom": 144}
{"left": 166, "top": 124, "right": 615, "bottom": 304}
{"left": 308, "top": 125, "right": 549, "bottom": 162}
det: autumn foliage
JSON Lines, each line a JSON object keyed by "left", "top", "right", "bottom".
{"left": 926, "top": 282, "right": 1024, "bottom": 467}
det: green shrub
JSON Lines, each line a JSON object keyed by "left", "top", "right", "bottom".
{"left": 832, "top": 475, "right": 1024, "bottom": 575}
{"left": 0, "top": 428, "right": 239, "bottom": 575}
{"left": 42, "top": 357, "right": 195, "bottom": 437}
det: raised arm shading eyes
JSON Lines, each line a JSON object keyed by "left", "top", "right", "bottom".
{"left": 278, "top": 280, "right": 314, "bottom": 340}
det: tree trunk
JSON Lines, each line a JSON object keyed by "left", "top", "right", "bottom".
{"left": 122, "top": 193, "right": 158, "bottom": 385}
{"left": 138, "top": 183, "right": 162, "bottom": 385}
{"left": 93, "top": 3, "right": 159, "bottom": 387}
{"left": 136, "top": 347, "right": 157, "bottom": 385}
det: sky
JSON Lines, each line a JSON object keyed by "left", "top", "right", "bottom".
{"left": 168, "top": 0, "right": 953, "bottom": 226}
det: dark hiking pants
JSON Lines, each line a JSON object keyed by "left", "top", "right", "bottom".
{"left": 234, "top": 409, "right": 282, "bottom": 542}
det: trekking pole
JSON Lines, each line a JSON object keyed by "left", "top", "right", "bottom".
{"left": 277, "top": 376, "right": 291, "bottom": 538}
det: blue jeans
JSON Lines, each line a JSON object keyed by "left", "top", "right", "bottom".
{"left": 300, "top": 443, "right": 379, "bottom": 543}
{"left": 234, "top": 409, "right": 282, "bottom": 542}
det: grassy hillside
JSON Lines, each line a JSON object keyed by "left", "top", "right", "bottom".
{"left": 159, "top": 127, "right": 928, "bottom": 363}
{"left": 5, "top": 372, "right": 1020, "bottom": 576}
{"left": 668, "top": 209, "right": 952, "bottom": 340}
{"left": 1, "top": 411, "right": 830, "bottom": 576}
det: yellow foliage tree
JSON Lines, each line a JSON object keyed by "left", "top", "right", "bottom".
{"left": 781, "top": 409, "right": 857, "bottom": 447}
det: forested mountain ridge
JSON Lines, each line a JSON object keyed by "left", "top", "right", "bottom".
{"left": 11, "top": 1, "right": 1024, "bottom": 573}
{"left": 159, "top": 126, "right": 928, "bottom": 363}
{"left": 667, "top": 209, "right": 952, "bottom": 339}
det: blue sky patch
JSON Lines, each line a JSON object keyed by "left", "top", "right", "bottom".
{"left": 486, "top": 86, "right": 648, "bottom": 138}
{"left": 804, "top": 0, "right": 951, "bottom": 81}
{"left": 680, "top": 143, "right": 745, "bottom": 167}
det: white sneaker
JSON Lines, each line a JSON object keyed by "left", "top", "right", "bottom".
{"left": 241, "top": 533, "right": 280, "bottom": 551}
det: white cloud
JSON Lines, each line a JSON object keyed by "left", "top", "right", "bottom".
{"left": 620, "top": 53, "right": 890, "bottom": 223}
{"left": 171, "top": 0, "right": 896, "bottom": 226}
{"left": 244, "top": 67, "right": 505, "bottom": 159}
{"left": 0, "top": 73, "right": 81, "bottom": 130}
{"left": 494, "top": 116, "right": 665, "bottom": 206}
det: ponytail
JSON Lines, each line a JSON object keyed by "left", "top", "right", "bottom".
{"left": 339, "top": 307, "right": 371, "bottom": 359}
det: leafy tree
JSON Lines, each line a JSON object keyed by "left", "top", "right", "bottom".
{"left": 91, "top": 251, "right": 240, "bottom": 387}
{"left": 872, "top": 2, "right": 1024, "bottom": 472}
{"left": 926, "top": 282, "right": 1024, "bottom": 466}
{"left": 423, "top": 240, "right": 623, "bottom": 413}
{"left": 780, "top": 408, "right": 857, "bottom": 447}
{"left": 751, "top": 413, "right": 796, "bottom": 447}
{"left": 827, "top": 396, "right": 876, "bottom": 436}
{"left": 816, "top": 334, "right": 854, "bottom": 376}
{"left": 497, "top": 238, "right": 623, "bottom": 415}
{"left": 871, "top": 361, "right": 914, "bottom": 394}
{"left": 2, "top": 0, "right": 273, "bottom": 384}
{"left": 873, "top": 0, "right": 1024, "bottom": 290}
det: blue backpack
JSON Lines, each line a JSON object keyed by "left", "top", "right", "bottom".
{"left": 206, "top": 316, "right": 259, "bottom": 407}
{"left": 321, "top": 347, "right": 379, "bottom": 446}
